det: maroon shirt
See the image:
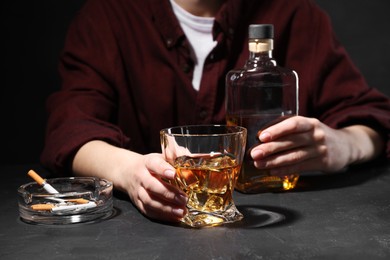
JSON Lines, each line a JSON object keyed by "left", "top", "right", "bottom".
{"left": 41, "top": 0, "right": 390, "bottom": 174}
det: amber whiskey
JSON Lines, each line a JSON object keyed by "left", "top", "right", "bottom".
{"left": 173, "top": 153, "right": 240, "bottom": 212}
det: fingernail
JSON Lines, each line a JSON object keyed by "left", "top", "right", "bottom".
{"left": 164, "top": 169, "right": 176, "bottom": 179}
{"left": 254, "top": 160, "right": 266, "bottom": 168}
{"left": 251, "top": 149, "right": 265, "bottom": 159}
{"left": 172, "top": 208, "right": 185, "bottom": 217}
{"left": 259, "top": 131, "right": 271, "bottom": 142}
{"left": 175, "top": 194, "right": 187, "bottom": 205}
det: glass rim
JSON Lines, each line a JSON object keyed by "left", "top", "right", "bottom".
{"left": 17, "top": 177, "right": 113, "bottom": 195}
{"left": 160, "top": 124, "right": 246, "bottom": 137}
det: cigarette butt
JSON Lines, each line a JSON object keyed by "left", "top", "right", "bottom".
{"left": 31, "top": 204, "right": 55, "bottom": 211}
{"left": 67, "top": 198, "right": 90, "bottom": 204}
{"left": 27, "top": 169, "right": 59, "bottom": 194}
{"left": 51, "top": 201, "right": 97, "bottom": 212}
{"left": 28, "top": 170, "right": 45, "bottom": 185}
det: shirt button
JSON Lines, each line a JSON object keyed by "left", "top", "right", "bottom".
{"left": 209, "top": 53, "right": 215, "bottom": 60}
{"left": 228, "top": 28, "right": 234, "bottom": 36}
{"left": 166, "top": 38, "right": 174, "bottom": 47}
{"left": 199, "top": 110, "right": 208, "bottom": 120}
{"left": 182, "top": 63, "right": 191, "bottom": 73}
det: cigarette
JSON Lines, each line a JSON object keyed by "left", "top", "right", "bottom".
{"left": 46, "top": 197, "right": 90, "bottom": 204}
{"left": 28, "top": 170, "right": 59, "bottom": 194}
{"left": 67, "top": 198, "right": 90, "bottom": 204}
{"left": 51, "top": 201, "right": 97, "bottom": 212}
{"left": 31, "top": 204, "right": 56, "bottom": 211}
{"left": 31, "top": 201, "right": 96, "bottom": 212}
{"left": 27, "top": 170, "right": 97, "bottom": 212}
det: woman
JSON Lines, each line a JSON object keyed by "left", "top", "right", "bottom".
{"left": 42, "top": 0, "right": 390, "bottom": 222}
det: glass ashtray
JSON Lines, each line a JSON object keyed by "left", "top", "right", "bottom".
{"left": 17, "top": 177, "right": 114, "bottom": 225}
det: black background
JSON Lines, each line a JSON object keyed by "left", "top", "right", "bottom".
{"left": 1, "top": 0, "right": 389, "bottom": 165}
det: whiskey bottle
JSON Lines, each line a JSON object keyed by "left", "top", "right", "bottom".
{"left": 226, "top": 24, "right": 299, "bottom": 193}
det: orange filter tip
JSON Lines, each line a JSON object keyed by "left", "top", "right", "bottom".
{"left": 27, "top": 170, "right": 45, "bottom": 185}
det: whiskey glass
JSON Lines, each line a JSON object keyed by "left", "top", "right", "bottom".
{"left": 160, "top": 125, "right": 247, "bottom": 227}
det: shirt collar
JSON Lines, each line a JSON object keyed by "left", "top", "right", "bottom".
{"left": 150, "top": 0, "right": 248, "bottom": 48}
{"left": 150, "top": 0, "right": 185, "bottom": 49}
{"left": 214, "top": 0, "right": 243, "bottom": 40}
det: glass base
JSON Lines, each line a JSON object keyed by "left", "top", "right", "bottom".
{"left": 181, "top": 203, "right": 243, "bottom": 228}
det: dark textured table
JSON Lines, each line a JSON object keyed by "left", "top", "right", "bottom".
{"left": 1, "top": 162, "right": 389, "bottom": 259}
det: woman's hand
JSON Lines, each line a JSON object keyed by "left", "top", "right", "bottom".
{"left": 250, "top": 116, "right": 384, "bottom": 176}
{"left": 72, "top": 140, "right": 187, "bottom": 223}
{"left": 124, "top": 153, "right": 188, "bottom": 222}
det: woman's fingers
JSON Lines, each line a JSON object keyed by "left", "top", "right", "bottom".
{"left": 144, "top": 153, "right": 176, "bottom": 180}
{"left": 251, "top": 130, "right": 318, "bottom": 160}
{"left": 258, "top": 116, "right": 318, "bottom": 142}
{"left": 250, "top": 116, "right": 334, "bottom": 173}
{"left": 143, "top": 153, "right": 187, "bottom": 203}
{"left": 253, "top": 144, "right": 327, "bottom": 170}
{"left": 250, "top": 116, "right": 362, "bottom": 174}
{"left": 132, "top": 171, "right": 187, "bottom": 222}
{"left": 126, "top": 153, "right": 188, "bottom": 222}
{"left": 257, "top": 156, "right": 328, "bottom": 177}
{"left": 136, "top": 187, "right": 186, "bottom": 222}
{"left": 142, "top": 173, "right": 187, "bottom": 205}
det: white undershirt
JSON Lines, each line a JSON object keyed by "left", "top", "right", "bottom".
{"left": 170, "top": 0, "right": 217, "bottom": 91}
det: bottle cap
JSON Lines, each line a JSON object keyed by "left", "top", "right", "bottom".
{"left": 248, "top": 24, "right": 274, "bottom": 39}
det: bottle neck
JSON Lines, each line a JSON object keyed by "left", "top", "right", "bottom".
{"left": 248, "top": 39, "right": 273, "bottom": 60}
{"left": 249, "top": 50, "right": 272, "bottom": 60}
